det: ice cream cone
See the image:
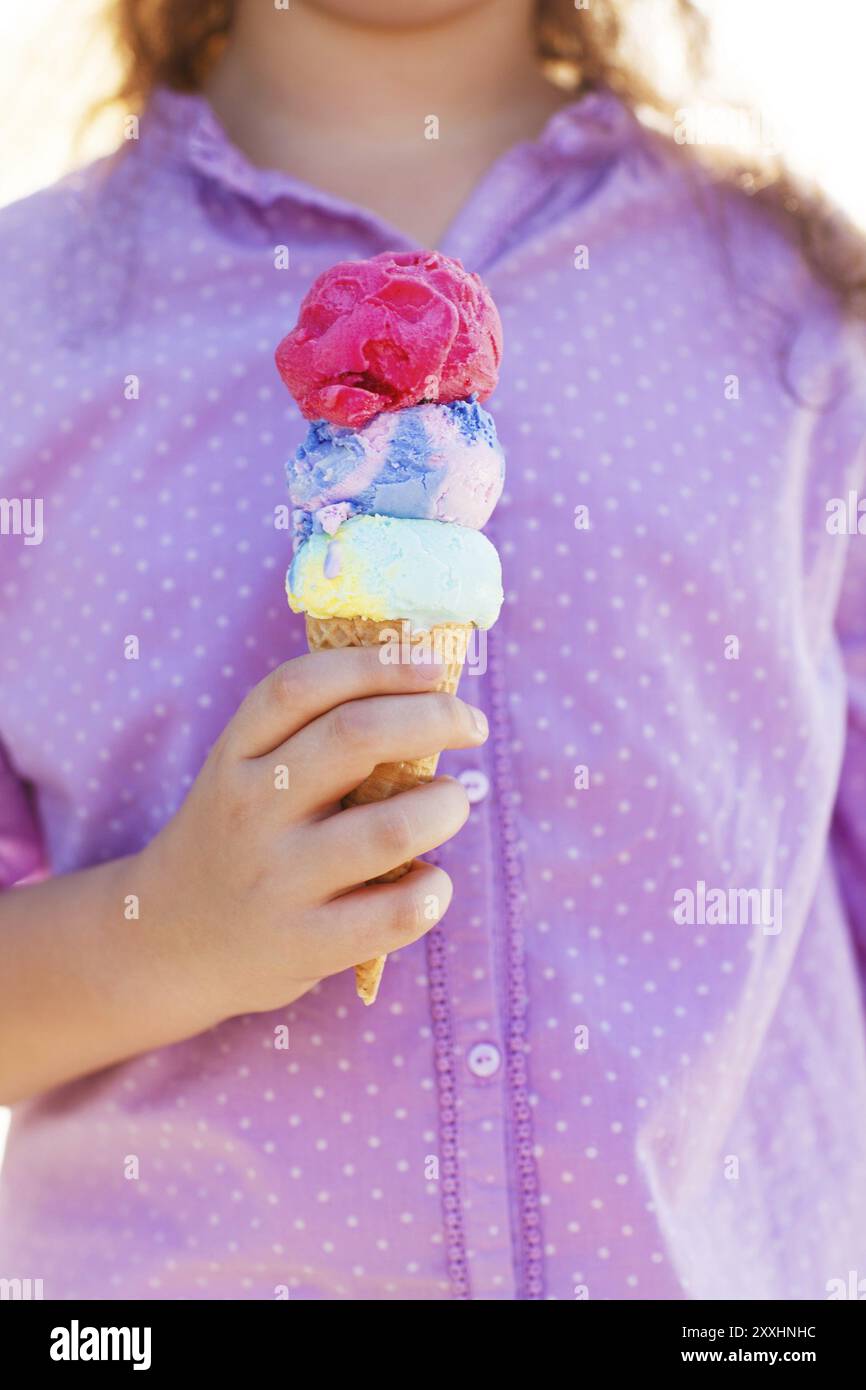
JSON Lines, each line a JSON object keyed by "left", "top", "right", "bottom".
{"left": 279, "top": 253, "right": 505, "bottom": 1002}
{"left": 305, "top": 614, "right": 470, "bottom": 1004}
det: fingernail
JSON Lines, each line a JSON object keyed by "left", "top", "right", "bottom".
{"left": 469, "top": 705, "right": 488, "bottom": 739}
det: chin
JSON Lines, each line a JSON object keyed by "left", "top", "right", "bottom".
{"left": 305, "top": 0, "right": 492, "bottom": 27}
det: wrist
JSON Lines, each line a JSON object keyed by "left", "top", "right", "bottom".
{"left": 113, "top": 841, "right": 228, "bottom": 1042}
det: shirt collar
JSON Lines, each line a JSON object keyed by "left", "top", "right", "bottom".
{"left": 143, "top": 82, "right": 637, "bottom": 217}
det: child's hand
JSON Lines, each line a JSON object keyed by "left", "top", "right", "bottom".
{"left": 139, "top": 649, "right": 487, "bottom": 1019}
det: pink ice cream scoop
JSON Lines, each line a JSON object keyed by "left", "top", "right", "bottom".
{"left": 275, "top": 250, "right": 503, "bottom": 430}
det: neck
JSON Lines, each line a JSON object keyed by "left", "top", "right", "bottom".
{"left": 205, "top": 0, "right": 567, "bottom": 245}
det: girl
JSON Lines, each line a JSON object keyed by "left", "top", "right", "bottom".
{"left": 0, "top": 0, "right": 864, "bottom": 1300}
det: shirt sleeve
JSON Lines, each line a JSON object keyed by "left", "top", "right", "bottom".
{"left": 0, "top": 738, "right": 46, "bottom": 890}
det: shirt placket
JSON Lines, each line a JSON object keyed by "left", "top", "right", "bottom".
{"left": 430, "top": 616, "right": 542, "bottom": 1300}
{"left": 430, "top": 663, "right": 514, "bottom": 1299}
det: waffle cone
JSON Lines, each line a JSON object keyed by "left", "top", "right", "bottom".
{"left": 305, "top": 615, "right": 470, "bottom": 1004}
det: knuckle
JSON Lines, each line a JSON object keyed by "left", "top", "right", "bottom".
{"left": 362, "top": 642, "right": 389, "bottom": 673}
{"left": 391, "top": 887, "right": 427, "bottom": 939}
{"left": 226, "top": 770, "right": 258, "bottom": 828}
{"left": 271, "top": 659, "right": 305, "bottom": 707}
{"left": 430, "top": 690, "right": 459, "bottom": 727}
{"left": 375, "top": 802, "right": 415, "bottom": 861}
{"left": 412, "top": 691, "right": 457, "bottom": 744}
{"left": 329, "top": 699, "right": 372, "bottom": 748}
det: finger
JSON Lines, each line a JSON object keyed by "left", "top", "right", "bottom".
{"left": 299, "top": 777, "right": 471, "bottom": 895}
{"left": 268, "top": 692, "right": 487, "bottom": 815}
{"left": 299, "top": 861, "right": 454, "bottom": 979}
{"left": 225, "top": 646, "right": 448, "bottom": 759}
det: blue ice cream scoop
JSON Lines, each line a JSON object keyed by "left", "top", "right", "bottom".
{"left": 287, "top": 397, "right": 505, "bottom": 548}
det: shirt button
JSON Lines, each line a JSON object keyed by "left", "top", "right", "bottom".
{"left": 467, "top": 1042, "right": 502, "bottom": 1078}
{"left": 458, "top": 768, "right": 490, "bottom": 803}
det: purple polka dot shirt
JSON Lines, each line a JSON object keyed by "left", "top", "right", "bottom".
{"left": 1, "top": 87, "right": 866, "bottom": 1300}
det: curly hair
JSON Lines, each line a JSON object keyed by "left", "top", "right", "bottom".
{"left": 104, "top": 0, "right": 866, "bottom": 320}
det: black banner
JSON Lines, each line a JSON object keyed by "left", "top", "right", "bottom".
{"left": 0, "top": 1297, "right": 860, "bottom": 1373}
